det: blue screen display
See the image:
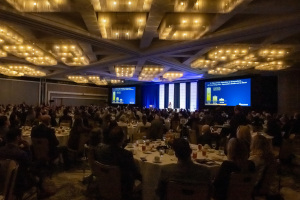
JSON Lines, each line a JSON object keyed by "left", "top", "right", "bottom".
{"left": 112, "top": 87, "right": 136, "bottom": 104}
{"left": 205, "top": 78, "right": 251, "bottom": 106}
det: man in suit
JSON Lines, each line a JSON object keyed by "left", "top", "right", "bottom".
{"left": 31, "top": 115, "right": 59, "bottom": 160}
{"left": 229, "top": 105, "right": 247, "bottom": 138}
{"left": 148, "top": 114, "right": 164, "bottom": 140}
{"left": 95, "top": 126, "right": 142, "bottom": 200}
{"left": 156, "top": 138, "right": 211, "bottom": 200}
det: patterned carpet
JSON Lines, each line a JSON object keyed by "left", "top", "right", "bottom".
{"left": 41, "top": 165, "right": 300, "bottom": 200}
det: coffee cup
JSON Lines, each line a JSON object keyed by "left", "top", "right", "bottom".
{"left": 154, "top": 156, "right": 160, "bottom": 162}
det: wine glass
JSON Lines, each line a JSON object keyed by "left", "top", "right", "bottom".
{"left": 159, "top": 149, "right": 165, "bottom": 157}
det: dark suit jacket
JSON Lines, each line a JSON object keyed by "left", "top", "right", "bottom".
{"left": 229, "top": 113, "right": 247, "bottom": 138}
{"left": 31, "top": 124, "right": 59, "bottom": 159}
{"left": 95, "top": 145, "right": 141, "bottom": 200}
{"left": 148, "top": 119, "right": 164, "bottom": 139}
{"left": 156, "top": 160, "right": 211, "bottom": 200}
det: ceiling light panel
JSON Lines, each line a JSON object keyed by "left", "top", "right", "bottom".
{"left": 258, "top": 48, "right": 290, "bottom": 59}
{"left": 88, "top": 76, "right": 108, "bottom": 85}
{"left": 92, "top": 0, "right": 153, "bottom": 12}
{"left": 115, "top": 65, "right": 135, "bottom": 77}
{"left": 162, "top": 71, "right": 183, "bottom": 81}
{"left": 208, "top": 46, "right": 250, "bottom": 61}
{"left": 0, "top": 25, "right": 24, "bottom": 44}
{"left": 0, "top": 49, "right": 7, "bottom": 57}
{"left": 191, "top": 58, "right": 217, "bottom": 69}
{"left": 0, "top": 64, "right": 46, "bottom": 77}
{"left": 0, "top": 66, "right": 24, "bottom": 77}
{"left": 138, "top": 65, "right": 164, "bottom": 81}
{"left": 255, "top": 61, "right": 290, "bottom": 71}
{"left": 159, "top": 13, "right": 211, "bottom": 40}
{"left": 98, "top": 13, "right": 147, "bottom": 39}
{"left": 223, "top": 60, "right": 260, "bottom": 70}
{"left": 111, "top": 79, "right": 124, "bottom": 84}
{"left": 5, "top": 0, "right": 71, "bottom": 12}
{"left": 4, "top": 44, "right": 57, "bottom": 66}
{"left": 68, "top": 76, "right": 89, "bottom": 84}
{"left": 52, "top": 44, "right": 89, "bottom": 66}
{"left": 208, "top": 67, "right": 237, "bottom": 75}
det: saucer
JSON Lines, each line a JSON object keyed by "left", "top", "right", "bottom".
{"left": 144, "top": 151, "right": 152, "bottom": 154}
{"left": 153, "top": 160, "right": 162, "bottom": 163}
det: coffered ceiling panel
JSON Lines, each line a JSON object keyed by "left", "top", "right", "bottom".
{"left": 0, "top": 0, "right": 299, "bottom": 85}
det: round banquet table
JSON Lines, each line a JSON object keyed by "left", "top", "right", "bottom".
{"left": 126, "top": 142, "right": 227, "bottom": 200}
{"left": 21, "top": 126, "right": 70, "bottom": 146}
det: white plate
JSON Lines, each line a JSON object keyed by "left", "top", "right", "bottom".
{"left": 144, "top": 151, "right": 152, "bottom": 154}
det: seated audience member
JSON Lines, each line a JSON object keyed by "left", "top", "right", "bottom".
{"left": 31, "top": 115, "right": 59, "bottom": 160}
{"left": 137, "top": 115, "right": 151, "bottom": 127}
{"left": 249, "top": 135, "right": 275, "bottom": 186}
{"left": 290, "top": 112, "right": 300, "bottom": 135}
{"left": 59, "top": 109, "right": 72, "bottom": 127}
{"left": 199, "top": 124, "right": 212, "bottom": 147}
{"left": 32, "top": 115, "right": 70, "bottom": 169}
{"left": 0, "top": 128, "right": 34, "bottom": 197}
{"left": 265, "top": 114, "right": 282, "bottom": 147}
{"left": 95, "top": 126, "right": 142, "bottom": 200}
{"left": 148, "top": 114, "right": 164, "bottom": 140}
{"left": 213, "top": 138, "right": 255, "bottom": 200}
{"left": 68, "top": 117, "right": 90, "bottom": 151}
{"left": 156, "top": 138, "right": 211, "bottom": 200}
{"left": 0, "top": 115, "right": 10, "bottom": 146}
{"left": 237, "top": 125, "right": 252, "bottom": 155}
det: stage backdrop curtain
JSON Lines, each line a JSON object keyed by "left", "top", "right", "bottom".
{"left": 142, "top": 84, "right": 159, "bottom": 108}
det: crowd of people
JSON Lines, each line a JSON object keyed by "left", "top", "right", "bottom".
{"left": 0, "top": 102, "right": 299, "bottom": 199}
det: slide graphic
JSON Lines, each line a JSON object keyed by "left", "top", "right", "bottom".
{"left": 205, "top": 78, "right": 251, "bottom": 106}
{"left": 112, "top": 87, "right": 136, "bottom": 104}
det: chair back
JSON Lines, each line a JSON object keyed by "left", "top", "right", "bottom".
{"left": 227, "top": 172, "right": 256, "bottom": 200}
{"left": 165, "top": 181, "right": 210, "bottom": 200}
{"left": 254, "top": 160, "right": 278, "bottom": 196}
{"left": 136, "top": 126, "right": 149, "bottom": 141}
{"left": 0, "top": 160, "right": 19, "bottom": 200}
{"left": 92, "top": 161, "right": 122, "bottom": 200}
{"left": 31, "top": 138, "right": 50, "bottom": 161}
{"left": 189, "top": 130, "right": 198, "bottom": 144}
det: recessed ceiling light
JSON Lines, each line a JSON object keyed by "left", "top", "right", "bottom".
{"left": 128, "top": 1, "right": 131, "bottom": 5}
{"left": 33, "top": 2, "right": 37, "bottom": 6}
{"left": 113, "top": 1, "right": 117, "bottom": 5}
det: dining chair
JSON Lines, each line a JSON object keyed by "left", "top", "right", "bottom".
{"left": 91, "top": 161, "right": 122, "bottom": 200}
{"left": 227, "top": 172, "right": 256, "bottom": 200}
{"left": 252, "top": 160, "right": 279, "bottom": 198}
{"left": 0, "top": 159, "right": 19, "bottom": 200}
{"left": 189, "top": 129, "right": 198, "bottom": 144}
{"left": 165, "top": 180, "right": 210, "bottom": 200}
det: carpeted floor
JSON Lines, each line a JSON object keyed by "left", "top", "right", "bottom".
{"left": 42, "top": 164, "right": 300, "bottom": 200}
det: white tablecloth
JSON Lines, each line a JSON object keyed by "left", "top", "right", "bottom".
{"left": 21, "top": 126, "right": 70, "bottom": 146}
{"left": 126, "top": 143, "right": 227, "bottom": 200}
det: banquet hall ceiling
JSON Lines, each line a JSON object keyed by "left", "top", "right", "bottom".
{"left": 0, "top": 0, "right": 300, "bottom": 85}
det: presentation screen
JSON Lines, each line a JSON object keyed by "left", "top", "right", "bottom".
{"left": 112, "top": 87, "right": 136, "bottom": 104}
{"left": 205, "top": 78, "right": 251, "bottom": 106}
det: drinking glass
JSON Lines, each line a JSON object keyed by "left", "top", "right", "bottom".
{"left": 192, "top": 151, "right": 197, "bottom": 159}
{"left": 202, "top": 149, "right": 207, "bottom": 157}
{"left": 212, "top": 142, "right": 216, "bottom": 149}
{"left": 159, "top": 149, "right": 165, "bottom": 157}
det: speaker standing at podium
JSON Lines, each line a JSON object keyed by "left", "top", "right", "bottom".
{"left": 168, "top": 102, "right": 172, "bottom": 109}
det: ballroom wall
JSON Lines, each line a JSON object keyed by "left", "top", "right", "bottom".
{"left": 0, "top": 78, "right": 40, "bottom": 105}
{"left": 46, "top": 82, "right": 108, "bottom": 106}
{"left": 277, "top": 70, "right": 300, "bottom": 115}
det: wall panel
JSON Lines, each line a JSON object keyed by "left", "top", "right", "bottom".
{"left": 0, "top": 78, "right": 40, "bottom": 105}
